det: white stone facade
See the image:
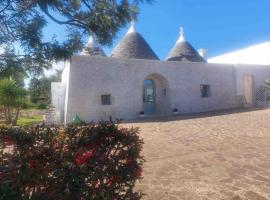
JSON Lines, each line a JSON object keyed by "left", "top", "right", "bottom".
{"left": 51, "top": 82, "right": 66, "bottom": 121}
{"left": 51, "top": 56, "right": 270, "bottom": 124}
{"left": 51, "top": 23, "right": 270, "bottom": 124}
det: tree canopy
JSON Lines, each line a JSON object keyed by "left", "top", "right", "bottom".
{"left": 0, "top": 0, "right": 152, "bottom": 75}
{"left": 0, "top": 48, "right": 28, "bottom": 86}
{"left": 29, "top": 72, "right": 61, "bottom": 104}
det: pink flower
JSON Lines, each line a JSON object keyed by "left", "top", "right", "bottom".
{"left": 75, "top": 150, "right": 94, "bottom": 166}
{"left": 4, "top": 137, "right": 14, "bottom": 146}
{"left": 135, "top": 167, "right": 142, "bottom": 177}
{"left": 52, "top": 138, "right": 60, "bottom": 148}
{"left": 111, "top": 175, "right": 120, "bottom": 182}
{"left": 75, "top": 156, "right": 86, "bottom": 165}
{"left": 105, "top": 176, "right": 120, "bottom": 186}
{"left": 28, "top": 160, "right": 36, "bottom": 169}
{"left": 94, "top": 179, "right": 100, "bottom": 188}
{"left": 126, "top": 159, "right": 133, "bottom": 166}
{"left": 82, "top": 151, "right": 93, "bottom": 160}
{"left": 63, "top": 144, "right": 69, "bottom": 153}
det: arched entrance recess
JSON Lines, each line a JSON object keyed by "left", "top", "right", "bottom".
{"left": 143, "top": 73, "right": 171, "bottom": 116}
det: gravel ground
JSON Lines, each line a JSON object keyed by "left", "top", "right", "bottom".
{"left": 124, "top": 108, "right": 270, "bottom": 200}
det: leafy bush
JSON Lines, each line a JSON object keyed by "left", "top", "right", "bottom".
{"left": 0, "top": 121, "right": 144, "bottom": 200}
{"left": 21, "top": 101, "right": 29, "bottom": 109}
{"left": 21, "top": 101, "right": 40, "bottom": 110}
{"left": 37, "top": 103, "right": 47, "bottom": 109}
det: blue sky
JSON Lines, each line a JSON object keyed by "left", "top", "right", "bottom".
{"left": 45, "top": 0, "right": 270, "bottom": 59}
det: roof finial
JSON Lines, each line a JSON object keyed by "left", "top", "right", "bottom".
{"left": 177, "top": 26, "right": 185, "bottom": 43}
{"left": 127, "top": 20, "right": 136, "bottom": 34}
{"left": 87, "top": 35, "right": 99, "bottom": 48}
{"left": 81, "top": 34, "right": 106, "bottom": 56}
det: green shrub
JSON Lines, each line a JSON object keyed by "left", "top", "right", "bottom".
{"left": 0, "top": 121, "right": 144, "bottom": 200}
{"left": 37, "top": 103, "right": 47, "bottom": 109}
{"left": 21, "top": 101, "right": 29, "bottom": 109}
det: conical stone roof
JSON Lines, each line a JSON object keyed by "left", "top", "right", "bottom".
{"left": 111, "top": 22, "right": 159, "bottom": 60}
{"left": 81, "top": 35, "right": 106, "bottom": 56}
{"left": 166, "top": 27, "right": 206, "bottom": 62}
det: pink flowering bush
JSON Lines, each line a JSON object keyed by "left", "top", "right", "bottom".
{"left": 0, "top": 121, "right": 144, "bottom": 200}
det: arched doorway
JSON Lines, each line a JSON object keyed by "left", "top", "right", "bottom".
{"left": 143, "top": 79, "right": 156, "bottom": 115}
{"left": 142, "top": 74, "right": 171, "bottom": 116}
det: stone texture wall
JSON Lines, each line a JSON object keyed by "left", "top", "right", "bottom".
{"left": 235, "top": 64, "right": 270, "bottom": 96}
{"left": 62, "top": 61, "right": 70, "bottom": 124}
{"left": 63, "top": 56, "right": 248, "bottom": 123}
{"left": 51, "top": 82, "right": 66, "bottom": 121}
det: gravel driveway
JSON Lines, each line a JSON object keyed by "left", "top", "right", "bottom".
{"left": 124, "top": 108, "right": 270, "bottom": 200}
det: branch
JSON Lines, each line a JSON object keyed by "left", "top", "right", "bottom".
{"left": 42, "top": 8, "right": 87, "bottom": 30}
{"left": 82, "top": 0, "right": 91, "bottom": 10}
{"left": 0, "top": 54, "right": 28, "bottom": 58}
{"left": 2, "top": 20, "right": 16, "bottom": 39}
{"left": 0, "top": 54, "right": 29, "bottom": 61}
{"left": 0, "top": 0, "right": 11, "bottom": 13}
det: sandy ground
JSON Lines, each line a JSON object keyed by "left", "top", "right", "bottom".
{"left": 124, "top": 108, "right": 270, "bottom": 200}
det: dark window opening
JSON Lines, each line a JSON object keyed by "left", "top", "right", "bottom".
{"left": 101, "top": 94, "right": 111, "bottom": 105}
{"left": 200, "top": 85, "right": 211, "bottom": 97}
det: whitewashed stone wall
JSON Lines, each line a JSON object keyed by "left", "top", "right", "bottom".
{"left": 63, "top": 56, "right": 250, "bottom": 124}
{"left": 62, "top": 61, "right": 70, "bottom": 125}
{"left": 44, "top": 107, "right": 61, "bottom": 125}
{"left": 51, "top": 82, "right": 66, "bottom": 121}
{"left": 235, "top": 64, "right": 270, "bottom": 96}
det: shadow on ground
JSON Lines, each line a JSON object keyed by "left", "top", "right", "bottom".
{"left": 124, "top": 107, "right": 268, "bottom": 124}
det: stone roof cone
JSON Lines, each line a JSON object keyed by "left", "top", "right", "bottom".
{"left": 111, "top": 21, "right": 159, "bottom": 60}
{"left": 81, "top": 35, "right": 106, "bottom": 56}
{"left": 166, "top": 27, "right": 206, "bottom": 62}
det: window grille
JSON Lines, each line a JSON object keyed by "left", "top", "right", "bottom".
{"left": 101, "top": 94, "right": 111, "bottom": 105}
{"left": 200, "top": 85, "right": 211, "bottom": 97}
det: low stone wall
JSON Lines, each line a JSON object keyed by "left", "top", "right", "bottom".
{"left": 44, "top": 108, "right": 61, "bottom": 125}
{"left": 0, "top": 109, "right": 47, "bottom": 125}
{"left": 0, "top": 107, "right": 5, "bottom": 124}
{"left": 19, "top": 109, "right": 46, "bottom": 118}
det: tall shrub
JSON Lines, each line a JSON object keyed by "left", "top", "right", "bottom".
{"left": 0, "top": 79, "right": 27, "bottom": 125}
{"left": 0, "top": 121, "right": 144, "bottom": 200}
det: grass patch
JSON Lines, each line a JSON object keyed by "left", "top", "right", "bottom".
{"left": 17, "top": 115, "right": 44, "bottom": 127}
{"left": 22, "top": 101, "right": 48, "bottom": 110}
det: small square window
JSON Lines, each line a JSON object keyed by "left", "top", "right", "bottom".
{"left": 101, "top": 94, "right": 111, "bottom": 105}
{"left": 200, "top": 85, "right": 211, "bottom": 97}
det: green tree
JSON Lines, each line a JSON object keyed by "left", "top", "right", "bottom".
{"left": 0, "top": 79, "right": 27, "bottom": 125}
{"left": 0, "top": 49, "right": 28, "bottom": 86}
{"left": 29, "top": 74, "right": 61, "bottom": 104}
{"left": 0, "top": 0, "right": 152, "bottom": 75}
{"left": 28, "top": 78, "right": 41, "bottom": 103}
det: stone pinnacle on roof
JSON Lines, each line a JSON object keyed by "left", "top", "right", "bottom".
{"left": 177, "top": 27, "right": 185, "bottom": 43}
{"left": 127, "top": 20, "right": 136, "bottom": 34}
{"left": 166, "top": 26, "right": 206, "bottom": 62}
{"left": 81, "top": 35, "right": 106, "bottom": 56}
{"left": 111, "top": 21, "right": 159, "bottom": 60}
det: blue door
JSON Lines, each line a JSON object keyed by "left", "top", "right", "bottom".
{"left": 143, "top": 80, "right": 156, "bottom": 115}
